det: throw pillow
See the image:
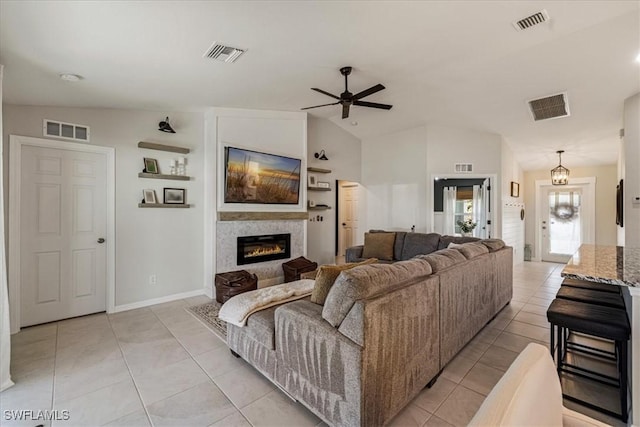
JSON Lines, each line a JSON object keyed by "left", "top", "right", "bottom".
{"left": 361, "top": 232, "right": 395, "bottom": 261}
{"left": 447, "top": 242, "right": 464, "bottom": 249}
{"left": 310, "top": 258, "right": 377, "bottom": 305}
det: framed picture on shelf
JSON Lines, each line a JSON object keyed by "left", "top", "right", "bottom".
{"left": 308, "top": 175, "right": 317, "bottom": 187}
{"left": 317, "top": 181, "right": 330, "bottom": 189}
{"left": 143, "top": 189, "right": 157, "bottom": 204}
{"left": 510, "top": 181, "right": 520, "bottom": 198}
{"left": 144, "top": 158, "right": 159, "bottom": 174}
{"left": 164, "top": 187, "right": 185, "bottom": 204}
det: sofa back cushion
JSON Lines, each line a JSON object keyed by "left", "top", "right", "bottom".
{"left": 417, "top": 248, "right": 467, "bottom": 273}
{"left": 400, "top": 233, "right": 441, "bottom": 260}
{"left": 437, "top": 235, "right": 481, "bottom": 250}
{"left": 322, "top": 259, "right": 433, "bottom": 327}
{"left": 480, "top": 238, "right": 506, "bottom": 252}
{"left": 368, "top": 230, "right": 406, "bottom": 260}
{"left": 310, "top": 258, "right": 378, "bottom": 305}
{"left": 362, "top": 232, "right": 396, "bottom": 261}
{"left": 455, "top": 242, "right": 490, "bottom": 260}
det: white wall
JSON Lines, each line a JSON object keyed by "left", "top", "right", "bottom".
{"left": 622, "top": 93, "right": 640, "bottom": 248}
{"left": 2, "top": 105, "right": 205, "bottom": 307}
{"left": 306, "top": 117, "right": 361, "bottom": 265}
{"left": 501, "top": 140, "right": 525, "bottom": 263}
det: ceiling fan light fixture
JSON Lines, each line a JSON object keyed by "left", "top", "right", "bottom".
{"left": 158, "top": 117, "right": 176, "bottom": 133}
{"left": 551, "top": 150, "right": 569, "bottom": 185}
{"left": 314, "top": 150, "right": 329, "bottom": 161}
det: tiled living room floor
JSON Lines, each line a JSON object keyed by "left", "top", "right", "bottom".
{"left": 2, "top": 261, "right": 624, "bottom": 427}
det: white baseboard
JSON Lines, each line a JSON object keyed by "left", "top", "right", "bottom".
{"left": 112, "top": 288, "right": 206, "bottom": 313}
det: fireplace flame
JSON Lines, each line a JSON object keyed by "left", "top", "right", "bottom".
{"left": 246, "top": 244, "right": 284, "bottom": 258}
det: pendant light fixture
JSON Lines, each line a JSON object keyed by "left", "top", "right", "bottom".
{"left": 551, "top": 150, "right": 569, "bottom": 185}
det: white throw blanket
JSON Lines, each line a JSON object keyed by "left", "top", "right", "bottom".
{"left": 218, "top": 279, "right": 315, "bottom": 327}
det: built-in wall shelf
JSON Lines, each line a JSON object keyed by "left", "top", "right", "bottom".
{"left": 138, "top": 141, "right": 190, "bottom": 154}
{"left": 307, "top": 167, "right": 331, "bottom": 174}
{"left": 308, "top": 206, "right": 331, "bottom": 211}
{"left": 218, "top": 211, "right": 309, "bottom": 221}
{"left": 308, "top": 187, "right": 331, "bottom": 192}
{"left": 138, "top": 203, "right": 191, "bottom": 209}
{"left": 138, "top": 172, "right": 191, "bottom": 181}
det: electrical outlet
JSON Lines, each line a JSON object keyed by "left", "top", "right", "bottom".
{"left": 149, "top": 274, "right": 157, "bottom": 285}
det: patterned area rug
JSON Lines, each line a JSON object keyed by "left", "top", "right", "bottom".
{"left": 186, "top": 301, "right": 227, "bottom": 342}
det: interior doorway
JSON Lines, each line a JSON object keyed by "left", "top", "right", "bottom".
{"left": 336, "top": 180, "right": 360, "bottom": 258}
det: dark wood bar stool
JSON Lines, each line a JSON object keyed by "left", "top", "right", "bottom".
{"left": 561, "top": 277, "right": 621, "bottom": 294}
{"left": 546, "top": 298, "right": 630, "bottom": 421}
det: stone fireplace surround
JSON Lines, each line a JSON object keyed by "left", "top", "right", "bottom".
{"left": 216, "top": 218, "right": 305, "bottom": 287}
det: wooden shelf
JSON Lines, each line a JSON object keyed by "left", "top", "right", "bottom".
{"left": 138, "top": 172, "right": 191, "bottom": 181}
{"left": 217, "top": 211, "right": 309, "bottom": 221}
{"left": 308, "top": 187, "right": 331, "bottom": 191}
{"left": 138, "top": 141, "right": 190, "bottom": 154}
{"left": 308, "top": 206, "right": 331, "bottom": 210}
{"left": 307, "top": 167, "right": 331, "bottom": 174}
{"left": 138, "top": 203, "right": 191, "bottom": 208}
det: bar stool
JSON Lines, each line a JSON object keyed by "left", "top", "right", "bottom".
{"left": 547, "top": 298, "right": 630, "bottom": 421}
{"left": 555, "top": 286, "right": 625, "bottom": 309}
{"left": 561, "top": 277, "right": 621, "bottom": 294}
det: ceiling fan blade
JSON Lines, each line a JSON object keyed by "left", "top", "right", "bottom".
{"left": 311, "top": 88, "right": 340, "bottom": 100}
{"left": 353, "top": 84, "right": 385, "bottom": 100}
{"left": 353, "top": 100, "right": 393, "bottom": 110}
{"left": 300, "top": 102, "right": 340, "bottom": 110}
{"left": 342, "top": 104, "right": 350, "bottom": 119}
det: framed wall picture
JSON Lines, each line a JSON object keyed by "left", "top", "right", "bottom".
{"left": 143, "top": 189, "right": 157, "bottom": 204}
{"left": 144, "top": 158, "right": 159, "bottom": 174}
{"left": 164, "top": 187, "right": 185, "bottom": 204}
{"left": 510, "top": 181, "right": 520, "bottom": 198}
{"left": 308, "top": 175, "right": 317, "bottom": 187}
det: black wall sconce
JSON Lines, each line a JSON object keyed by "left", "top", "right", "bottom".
{"left": 158, "top": 117, "right": 176, "bottom": 133}
{"left": 314, "top": 150, "right": 329, "bottom": 161}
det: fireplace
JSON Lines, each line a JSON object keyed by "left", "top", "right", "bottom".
{"left": 237, "top": 233, "right": 291, "bottom": 265}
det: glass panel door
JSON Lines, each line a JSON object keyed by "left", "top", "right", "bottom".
{"left": 542, "top": 188, "right": 582, "bottom": 263}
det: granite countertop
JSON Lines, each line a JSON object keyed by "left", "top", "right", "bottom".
{"left": 561, "top": 244, "right": 640, "bottom": 287}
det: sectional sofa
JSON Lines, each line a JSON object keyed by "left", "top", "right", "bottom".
{"left": 225, "top": 239, "right": 513, "bottom": 426}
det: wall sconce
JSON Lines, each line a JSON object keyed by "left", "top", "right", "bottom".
{"left": 550, "top": 150, "right": 569, "bottom": 185}
{"left": 314, "top": 150, "right": 329, "bottom": 161}
{"left": 158, "top": 117, "right": 176, "bottom": 133}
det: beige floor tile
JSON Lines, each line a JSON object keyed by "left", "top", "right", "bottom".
{"left": 519, "top": 303, "right": 549, "bottom": 316}
{"left": 56, "top": 324, "right": 117, "bottom": 352}
{"left": 57, "top": 312, "right": 110, "bottom": 333}
{"left": 513, "top": 311, "right": 550, "bottom": 329}
{"left": 412, "top": 376, "right": 457, "bottom": 413}
{"left": 477, "top": 345, "right": 518, "bottom": 372}
{"left": 147, "top": 382, "right": 236, "bottom": 427}
{"left": 440, "top": 356, "right": 476, "bottom": 384}
{"left": 492, "top": 331, "right": 547, "bottom": 354}
{"left": 173, "top": 327, "right": 226, "bottom": 356}
{"left": 0, "top": 364, "right": 54, "bottom": 414}
{"left": 133, "top": 357, "right": 210, "bottom": 405}
{"left": 55, "top": 338, "right": 123, "bottom": 375}
{"left": 387, "top": 403, "right": 431, "bottom": 427}
{"left": 241, "top": 390, "right": 321, "bottom": 427}
{"left": 10, "top": 353, "right": 55, "bottom": 380}
{"left": 460, "top": 362, "right": 504, "bottom": 396}
{"left": 54, "top": 356, "right": 130, "bottom": 403}
{"left": 193, "top": 345, "right": 245, "bottom": 379}
{"left": 213, "top": 362, "right": 276, "bottom": 408}
{"left": 474, "top": 327, "right": 500, "bottom": 345}
{"left": 434, "top": 386, "right": 485, "bottom": 427}
{"left": 503, "top": 320, "right": 549, "bottom": 342}
{"left": 120, "top": 336, "right": 190, "bottom": 376}
{"left": 149, "top": 299, "right": 188, "bottom": 314}
{"left": 11, "top": 323, "right": 58, "bottom": 347}
{"left": 52, "top": 378, "right": 143, "bottom": 427}
{"left": 456, "top": 339, "right": 490, "bottom": 362}
{"left": 183, "top": 295, "right": 214, "bottom": 306}
{"left": 423, "top": 415, "right": 455, "bottom": 427}
{"left": 527, "top": 296, "right": 554, "bottom": 308}
{"left": 103, "top": 409, "right": 151, "bottom": 427}
{"left": 11, "top": 335, "right": 57, "bottom": 366}
{"left": 208, "top": 410, "right": 252, "bottom": 427}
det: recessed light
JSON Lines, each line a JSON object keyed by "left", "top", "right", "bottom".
{"left": 59, "top": 73, "right": 82, "bottom": 82}
{"left": 351, "top": 121, "right": 358, "bottom": 126}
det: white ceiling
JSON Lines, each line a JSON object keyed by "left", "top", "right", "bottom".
{"left": 1, "top": 1, "right": 639, "bottom": 170}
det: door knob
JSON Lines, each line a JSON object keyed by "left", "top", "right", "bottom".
{"left": 342, "top": 223, "right": 346, "bottom": 226}
{"left": 97, "top": 238, "right": 105, "bottom": 244}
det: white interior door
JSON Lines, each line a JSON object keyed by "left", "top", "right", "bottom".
{"left": 541, "top": 187, "right": 583, "bottom": 263}
{"left": 19, "top": 144, "right": 108, "bottom": 327}
{"left": 338, "top": 182, "right": 359, "bottom": 256}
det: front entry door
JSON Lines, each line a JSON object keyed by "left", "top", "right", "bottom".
{"left": 338, "top": 182, "right": 359, "bottom": 257}
{"left": 541, "top": 187, "right": 582, "bottom": 263}
{"left": 20, "top": 144, "right": 108, "bottom": 327}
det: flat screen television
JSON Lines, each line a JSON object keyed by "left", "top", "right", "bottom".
{"left": 224, "top": 146, "right": 301, "bottom": 205}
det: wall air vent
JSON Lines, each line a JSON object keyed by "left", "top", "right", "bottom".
{"left": 43, "top": 119, "right": 90, "bottom": 142}
{"left": 528, "top": 92, "right": 570, "bottom": 121}
{"left": 513, "top": 9, "right": 550, "bottom": 31}
{"left": 203, "top": 42, "right": 246, "bottom": 63}
{"left": 454, "top": 163, "right": 473, "bottom": 173}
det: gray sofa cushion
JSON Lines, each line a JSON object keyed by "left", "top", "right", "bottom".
{"left": 242, "top": 305, "right": 278, "bottom": 350}
{"left": 401, "top": 232, "right": 441, "bottom": 260}
{"left": 322, "top": 259, "right": 433, "bottom": 328}
{"left": 480, "top": 238, "right": 506, "bottom": 252}
{"left": 418, "top": 248, "right": 467, "bottom": 273}
{"left": 456, "top": 242, "right": 490, "bottom": 259}
{"left": 369, "top": 230, "right": 406, "bottom": 260}
{"left": 438, "top": 235, "right": 481, "bottom": 250}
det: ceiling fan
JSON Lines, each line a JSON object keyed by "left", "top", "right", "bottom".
{"left": 301, "top": 66, "right": 392, "bottom": 119}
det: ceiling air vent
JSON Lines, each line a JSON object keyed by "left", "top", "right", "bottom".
{"left": 528, "top": 92, "right": 570, "bottom": 121}
{"left": 513, "top": 9, "right": 550, "bottom": 31}
{"left": 203, "top": 42, "right": 246, "bottom": 63}
{"left": 454, "top": 163, "right": 473, "bottom": 173}
{"left": 43, "top": 119, "right": 90, "bottom": 142}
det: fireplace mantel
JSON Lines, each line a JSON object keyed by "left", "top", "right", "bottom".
{"left": 217, "top": 211, "right": 308, "bottom": 221}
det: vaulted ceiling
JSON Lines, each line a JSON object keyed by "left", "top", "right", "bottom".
{"left": 1, "top": 1, "right": 638, "bottom": 170}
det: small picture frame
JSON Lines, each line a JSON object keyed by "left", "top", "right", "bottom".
{"left": 143, "top": 189, "right": 157, "bottom": 204}
{"left": 308, "top": 175, "right": 317, "bottom": 187}
{"left": 317, "top": 181, "right": 330, "bottom": 189}
{"left": 510, "top": 181, "right": 520, "bottom": 198}
{"left": 144, "top": 158, "right": 159, "bottom": 174}
{"left": 163, "top": 187, "right": 185, "bottom": 204}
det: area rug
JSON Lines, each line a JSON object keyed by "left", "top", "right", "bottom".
{"left": 186, "top": 302, "right": 227, "bottom": 342}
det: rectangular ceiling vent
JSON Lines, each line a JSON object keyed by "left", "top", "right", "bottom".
{"left": 513, "top": 9, "right": 550, "bottom": 31}
{"left": 43, "top": 119, "right": 90, "bottom": 142}
{"left": 203, "top": 42, "right": 246, "bottom": 63}
{"left": 454, "top": 163, "right": 473, "bottom": 173}
{"left": 528, "top": 92, "right": 570, "bottom": 121}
